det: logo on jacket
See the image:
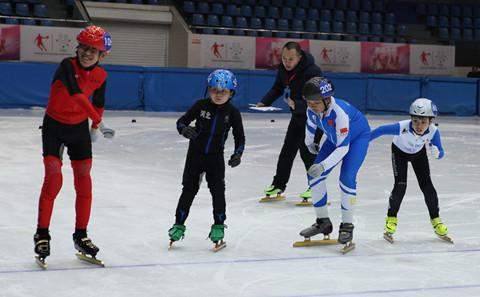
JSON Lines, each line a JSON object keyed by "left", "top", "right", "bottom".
{"left": 339, "top": 127, "right": 348, "bottom": 135}
{"left": 224, "top": 115, "right": 230, "bottom": 124}
{"left": 200, "top": 110, "right": 211, "bottom": 120}
{"left": 328, "top": 119, "right": 334, "bottom": 126}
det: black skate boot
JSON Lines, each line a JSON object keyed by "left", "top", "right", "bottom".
{"left": 293, "top": 218, "right": 337, "bottom": 247}
{"left": 73, "top": 231, "right": 104, "bottom": 266}
{"left": 300, "top": 217, "right": 333, "bottom": 239}
{"left": 338, "top": 223, "right": 355, "bottom": 254}
{"left": 34, "top": 230, "right": 51, "bottom": 269}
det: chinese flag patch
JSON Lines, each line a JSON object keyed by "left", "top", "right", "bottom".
{"left": 340, "top": 127, "right": 348, "bottom": 135}
{"left": 328, "top": 119, "right": 334, "bottom": 126}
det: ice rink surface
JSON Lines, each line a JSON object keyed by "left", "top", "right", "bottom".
{"left": 0, "top": 110, "right": 479, "bottom": 297}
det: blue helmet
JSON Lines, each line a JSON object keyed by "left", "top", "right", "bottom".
{"left": 207, "top": 69, "right": 238, "bottom": 91}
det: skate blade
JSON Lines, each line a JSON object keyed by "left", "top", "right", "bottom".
{"left": 293, "top": 238, "right": 339, "bottom": 247}
{"left": 35, "top": 256, "right": 48, "bottom": 270}
{"left": 340, "top": 242, "right": 355, "bottom": 254}
{"left": 213, "top": 241, "right": 226, "bottom": 252}
{"left": 437, "top": 235, "right": 454, "bottom": 244}
{"left": 259, "top": 195, "right": 285, "bottom": 203}
{"left": 383, "top": 232, "right": 394, "bottom": 244}
{"left": 168, "top": 240, "right": 175, "bottom": 250}
{"left": 75, "top": 252, "right": 105, "bottom": 267}
{"left": 295, "top": 200, "right": 312, "bottom": 207}
{"left": 295, "top": 201, "right": 331, "bottom": 207}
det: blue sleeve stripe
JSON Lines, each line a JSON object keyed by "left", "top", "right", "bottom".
{"left": 430, "top": 130, "right": 443, "bottom": 150}
{"left": 370, "top": 123, "right": 400, "bottom": 141}
{"left": 307, "top": 124, "right": 316, "bottom": 134}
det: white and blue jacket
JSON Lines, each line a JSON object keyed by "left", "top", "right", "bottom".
{"left": 370, "top": 120, "right": 444, "bottom": 155}
{"left": 306, "top": 97, "right": 370, "bottom": 171}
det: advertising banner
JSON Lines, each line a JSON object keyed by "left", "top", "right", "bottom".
{"left": 20, "top": 25, "right": 80, "bottom": 62}
{"left": 410, "top": 44, "right": 455, "bottom": 76}
{"left": 200, "top": 34, "right": 255, "bottom": 69}
{"left": 361, "top": 42, "right": 410, "bottom": 74}
{"left": 0, "top": 25, "right": 20, "bottom": 61}
{"left": 310, "top": 40, "right": 361, "bottom": 72}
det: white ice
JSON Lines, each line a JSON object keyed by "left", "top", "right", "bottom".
{"left": 0, "top": 110, "right": 479, "bottom": 297}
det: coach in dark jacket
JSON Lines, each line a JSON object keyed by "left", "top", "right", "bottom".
{"left": 256, "top": 41, "right": 324, "bottom": 199}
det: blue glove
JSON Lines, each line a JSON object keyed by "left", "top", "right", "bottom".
{"left": 437, "top": 149, "right": 445, "bottom": 160}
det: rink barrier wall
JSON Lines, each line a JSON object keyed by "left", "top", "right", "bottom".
{"left": 0, "top": 62, "right": 478, "bottom": 116}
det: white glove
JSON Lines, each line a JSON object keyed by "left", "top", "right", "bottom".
{"left": 429, "top": 143, "right": 445, "bottom": 160}
{"left": 307, "top": 163, "right": 325, "bottom": 178}
{"left": 307, "top": 143, "right": 320, "bottom": 155}
{"left": 90, "top": 127, "right": 99, "bottom": 142}
{"left": 98, "top": 122, "right": 115, "bottom": 139}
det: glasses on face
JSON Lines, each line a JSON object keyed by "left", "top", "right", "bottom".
{"left": 77, "top": 44, "right": 100, "bottom": 55}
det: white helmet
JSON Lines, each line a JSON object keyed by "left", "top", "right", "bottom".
{"left": 409, "top": 98, "right": 438, "bottom": 117}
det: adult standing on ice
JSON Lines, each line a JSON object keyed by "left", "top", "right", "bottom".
{"left": 256, "top": 41, "right": 324, "bottom": 203}
{"left": 33, "top": 25, "right": 115, "bottom": 267}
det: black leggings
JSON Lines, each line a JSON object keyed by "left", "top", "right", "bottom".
{"left": 175, "top": 146, "right": 226, "bottom": 225}
{"left": 388, "top": 144, "right": 440, "bottom": 219}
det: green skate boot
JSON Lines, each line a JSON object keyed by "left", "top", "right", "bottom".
{"left": 431, "top": 217, "right": 453, "bottom": 243}
{"left": 168, "top": 224, "right": 186, "bottom": 248}
{"left": 259, "top": 185, "right": 285, "bottom": 202}
{"left": 383, "top": 216, "right": 398, "bottom": 243}
{"left": 209, "top": 224, "right": 227, "bottom": 252}
{"left": 297, "top": 188, "right": 313, "bottom": 206}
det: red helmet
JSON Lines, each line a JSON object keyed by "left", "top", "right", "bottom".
{"left": 76, "top": 25, "right": 112, "bottom": 52}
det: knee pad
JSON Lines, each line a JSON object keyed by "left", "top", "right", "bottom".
{"left": 71, "top": 158, "right": 92, "bottom": 177}
{"left": 42, "top": 156, "right": 63, "bottom": 198}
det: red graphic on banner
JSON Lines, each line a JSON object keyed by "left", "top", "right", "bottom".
{"left": 420, "top": 51, "right": 431, "bottom": 66}
{"left": 0, "top": 25, "right": 20, "bottom": 60}
{"left": 361, "top": 42, "right": 410, "bottom": 74}
{"left": 35, "top": 33, "right": 49, "bottom": 51}
{"left": 321, "top": 47, "right": 333, "bottom": 63}
{"left": 255, "top": 37, "right": 310, "bottom": 69}
{"left": 211, "top": 42, "right": 224, "bottom": 59}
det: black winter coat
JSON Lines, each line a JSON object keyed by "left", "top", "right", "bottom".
{"left": 177, "top": 99, "right": 245, "bottom": 155}
{"left": 261, "top": 52, "right": 323, "bottom": 120}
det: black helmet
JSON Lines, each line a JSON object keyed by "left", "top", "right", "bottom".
{"left": 303, "top": 77, "right": 334, "bottom": 103}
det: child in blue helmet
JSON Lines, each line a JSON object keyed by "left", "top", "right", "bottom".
{"left": 370, "top": 98, "right": 449, "bottom": 243}
{"left": 168, "top": 69, "right": 245, "bottom": 250}
{"left": 299, "top": 77, "right": 371, "bottom": 251}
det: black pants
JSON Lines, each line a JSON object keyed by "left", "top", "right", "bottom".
{"left": 175, "top": 146, "right": 226, "bottom": 225}
{"left": 272, "top": 116, "right": 318, "bottom": 191}
{"left": 388, "top": 144, "right": 439, "bottom": 219}
{"left": 42, "top": 115, "right": 92, "bottom": 160}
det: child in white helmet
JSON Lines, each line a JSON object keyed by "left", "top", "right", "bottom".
{"left": 370, "top": 98, "right": 450, "bottom": 243}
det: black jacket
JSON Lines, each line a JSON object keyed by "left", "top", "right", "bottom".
{"left": 177, "top": 99, "right": 245, "bottom": 155}
{"left": 261, "top": 52, "right": 323, "bottom": 118}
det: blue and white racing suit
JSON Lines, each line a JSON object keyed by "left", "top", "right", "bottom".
{"left": 305, "top": 97, "right": 371, "bottom": 223}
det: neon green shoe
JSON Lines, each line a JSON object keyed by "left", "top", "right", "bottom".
{"left": 431, "top": 217, "right": 448, "bottom": 236}
{"left": 264, "top": 185, "right": 283, "bottom": 196}
{"left": 299, "top": 188, "right": 312, "bottom": 199}
{"left": 168, "top": 224, "right": 186, "bottom": 242}
{"left": 384, "top": 216, "right": 398, "bottom": 235}
{"left": 208, "top": 224, "right": 225, "bottom": 243}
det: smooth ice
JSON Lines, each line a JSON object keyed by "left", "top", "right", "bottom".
{"left": 0, "top": 110, "right": 479, "bottom": 297}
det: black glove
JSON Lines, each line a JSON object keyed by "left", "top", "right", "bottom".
{"left": 181, "top": 126, "right": 198, "bottom": 139}
{"left": 228, "top": 153, "right": 242, "bottom": 168}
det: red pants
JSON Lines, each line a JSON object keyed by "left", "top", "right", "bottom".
{"left": 37, "top": 156, "right": 93, "bottom": 230}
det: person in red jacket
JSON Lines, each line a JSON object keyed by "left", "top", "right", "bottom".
{"left": 34, "top": 25, "right": 115, "bottom": 265}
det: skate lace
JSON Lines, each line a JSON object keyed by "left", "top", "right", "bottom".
{"left": 82, "top": 238, "right": 98, "bottom": 249}
{"left": 36, "top": 240, "right": 49, "bottom": 253}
